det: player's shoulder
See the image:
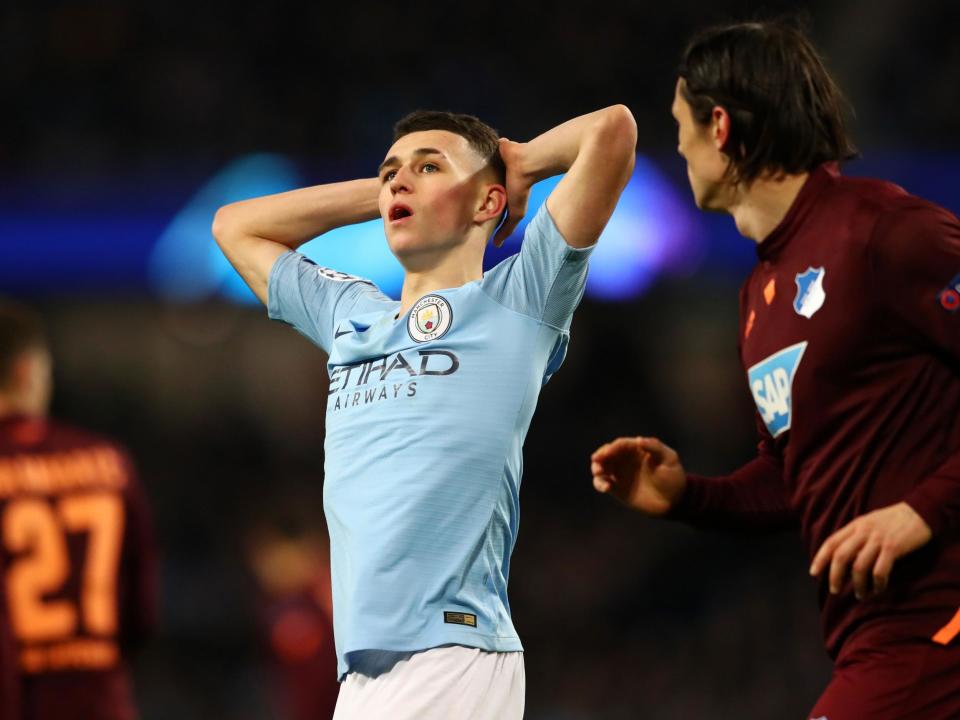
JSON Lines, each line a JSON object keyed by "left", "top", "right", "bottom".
{"left": 26, "top": 417, "right": 129, "bottom": 461}
{"left": 831, "top": 171, "right": 955, "bottom": 228}
{"left": 826, "top": 170, "right": 957, "bottom": 253}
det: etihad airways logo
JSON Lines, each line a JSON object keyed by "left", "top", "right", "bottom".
{"left": 327, "top": 349, "right": 459, "bottom": 412}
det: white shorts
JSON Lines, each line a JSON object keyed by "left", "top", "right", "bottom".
{"left": 333, "top": 646, "right": 525, "bottom": 720}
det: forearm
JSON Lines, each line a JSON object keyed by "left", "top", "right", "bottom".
{"left": 520, "top": 105, "right": 636, "bottom": 183}
{"left": 212, "top": 177, "right": 381, "bottom": 304}
{"left": 213, "top": 177, "right": 381, "bottom": 250}
{"left": 669, "top": 454, "right": 796, "bottom": 533}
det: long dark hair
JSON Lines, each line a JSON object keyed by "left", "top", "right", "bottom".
{"left": 679, "top": 19, "right": 859, "bottom": 184}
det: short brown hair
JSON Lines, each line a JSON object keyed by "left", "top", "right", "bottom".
{"left": 679, "top": 18, "right": 859, "bottom": 184}
{"left": 0, "top": 301, "right": 47, "bottom": 388}
{"left": 393, "top": 110, "right": 506, "bottom": 184}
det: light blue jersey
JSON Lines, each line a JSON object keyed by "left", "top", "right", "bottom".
{"left": 267, "top": 205, "right": 593, "bottom": 679}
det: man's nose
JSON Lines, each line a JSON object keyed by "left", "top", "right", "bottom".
{"left": 389, "top": 165, "right": 412, "bottom": 193}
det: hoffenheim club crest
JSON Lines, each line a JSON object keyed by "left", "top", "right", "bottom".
{"left": 793, "top": 267, "right": 826, "bottom": 318}
{"left": 408, "top": 294, "right": 453, "bottom": 343}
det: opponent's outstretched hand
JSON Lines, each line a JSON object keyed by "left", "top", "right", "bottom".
{"left": 590, "top": 437, "right": 687, "bottom": 516}
{"left": 809, "top": 502, "right": 932, "bottom": 600}
{"left": 492, "top": 138, "right": 531, "bottom": 248}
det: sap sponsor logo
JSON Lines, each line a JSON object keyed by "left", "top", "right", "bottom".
{"left": 747, "top": 342, "right": 808, "bottom": 438}
{"left": 408, "top": 294, "right": 452, "bottom": 343}
{"left": 938, "top": 273, "right": 960, "bottom": 312}
{"left": 327, "top": 350, "right": 459, "bottom": 412}
{"left": 794, "top": 267, "right": 826, "bottom": 318}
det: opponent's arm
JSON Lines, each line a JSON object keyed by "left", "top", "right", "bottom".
{"left": 591, "top": 431, "right": 795, "bottom": 532}
{"left": 494, "top": 105, "right": 637, "bottom": 247}
{"left": 212, "top": 179, "right": 381, "bottom": 304}
{"left": 811, "top": 203, "right": 960, "bottom": 601}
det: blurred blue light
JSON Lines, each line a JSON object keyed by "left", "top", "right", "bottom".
{"left": 149, "top": 154, "right": 303, "bottom": 303}
{"left": 484, "top": 158, "right": 703, "bottom": 300}
{"left": 12, "top": 153, "right": 954, "bottom": 302}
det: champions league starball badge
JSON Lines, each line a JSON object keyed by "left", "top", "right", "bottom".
{"left": 407, "top": 294, "right": 453, "bottom": 343}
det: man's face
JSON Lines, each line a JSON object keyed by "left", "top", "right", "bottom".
{"left": 378, "top": 130, "right": 492, "bottom": 264}
{"left": 672, "top": 78, "right": 733, "bottom": 211}
{"left": 10, "top": 348, "right": 52, "bottom": 416}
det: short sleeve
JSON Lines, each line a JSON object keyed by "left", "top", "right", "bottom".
{"left": 869, "top": 201, "right": 960, "bottom": 360}
{"left": 267, "top": 252, "right": 390, "bottom": 353}
{"left": 481, "top": 204, "right": 594, "bottom": 331}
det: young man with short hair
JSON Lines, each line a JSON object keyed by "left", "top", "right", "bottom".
{"left": 214, "top": 105, "right": 637, "bottom": 718}
{"left": 592, "top": 20, "right": 960, "bottom": 719}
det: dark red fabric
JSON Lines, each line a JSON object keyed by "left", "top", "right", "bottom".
{"left": 0, "top": 416, "right": 158, "bottom": 720}
{"left": 673, "top": 164, "right": 960, "bottom": 659}
{"left": 0, "top": 553, "right": 20, "bottom": 720}
{"left": 809, "top": 618, "right": 960, "bottom": 719}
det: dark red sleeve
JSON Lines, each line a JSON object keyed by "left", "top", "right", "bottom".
{"left": 669, "top": 417, "right": 796, "bottom": 532}
{"left": 0, "top": 555, "right": 20, "bottom": 720}
{"left": 868, "top": 202, "right": 960, "bottom": 538}
{"left": 118, "top": 453, "right": 159, "bottom": 652}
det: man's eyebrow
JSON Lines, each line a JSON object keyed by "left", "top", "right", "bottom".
{"left": 377, "top": 148, "right": 447, "bottom": 175}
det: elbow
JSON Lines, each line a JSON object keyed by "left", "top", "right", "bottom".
{"left": 596, "top": 104, "right": 638, "bottom": 168}
{"left": 211, "top": 204, "right": 240, "bottom": 249}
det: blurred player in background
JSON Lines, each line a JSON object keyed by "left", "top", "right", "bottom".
{"left": 246, "top": 499, "right": 338, "bottom": 720}
{"left": 0, "top": 302, "right": 158, "bottom": 720}
{"left": 0, "top": 553, "right": 19, "bottom": 720}
{"left": 214, "top": 105, "right": 636, "bottom": 718}
{"left": 592, "top": 19, "right": 960, "bottom": 720}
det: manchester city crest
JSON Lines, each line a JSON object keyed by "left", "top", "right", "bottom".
{"left": 407, "top": 294, "right": 453, "bottom": 343}
{"left": 793, "top": 266, "right": 826, "bottom": 318}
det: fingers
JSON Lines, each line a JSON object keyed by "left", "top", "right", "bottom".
{"left": 591, "top": 437, "right": 640, "bottom": 463}
{"left": 592, "top": 474, "right": 613, "bottom": 494}
{"left": 493, "top": 215, "right": 521, "bottom": 248}
{"left": 851, "top": 540, "right": 881, "bottom": 600}
{"left": 810, "top": 524, "right": 850, "bottom": 577}
{"left": 873, "top": 544, "right": 895, "bottom": 596}
{"left": 634, "top": 436, "right": 677, "bottom": 465}
{"left": 828, "top": 531, "right": 865, "bottom": 595}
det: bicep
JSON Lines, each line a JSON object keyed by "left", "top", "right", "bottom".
{"left": 545, "top": 107, "right": 636, "bottom": 248}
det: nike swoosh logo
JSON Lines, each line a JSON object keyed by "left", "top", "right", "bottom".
{"left": 334, "top": 328, "right": 352, "bottom": 339}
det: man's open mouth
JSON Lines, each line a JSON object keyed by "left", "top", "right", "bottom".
{"left": 389, "top": 204, "right": 413, "bottom": 221}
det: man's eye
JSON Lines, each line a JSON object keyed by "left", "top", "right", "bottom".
{"left": 421, "top": 163, "right": 438, "bottom": 173}
{"left": 383, "top": 170, "right": 397, "bottom": 182}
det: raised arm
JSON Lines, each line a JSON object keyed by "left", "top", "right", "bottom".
{"left": 211, "top": 178, "right": 381, "bottom": 304}
{"left": 494, "top": 105, "right": 637, "bottom": 248}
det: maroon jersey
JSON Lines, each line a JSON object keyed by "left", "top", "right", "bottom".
{"left": 0, "top": 553, "right": 20, "bottom": 720}
{"left": 675, "top": 164, "right": 960, "bottom": 658}
{"left": 0, "top": 416, "right": 158, "bottom": 720}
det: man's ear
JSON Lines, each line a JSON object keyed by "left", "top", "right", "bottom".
{"left": 712, "top": 105, "right": 731, "bottom": 151}
{"left": 476, "top": 184, "right": 507, "bottom": 224}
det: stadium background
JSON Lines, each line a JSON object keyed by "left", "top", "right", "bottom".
{"left": 2, "top": 1, "right": 959, "bottom": 717}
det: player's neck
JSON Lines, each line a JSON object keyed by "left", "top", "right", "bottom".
{"left": 0, "top": 394, "right": 35, "bottom": 419}
{"left": 398, "top": 249, "right": 484, "bottom": 316}
{"left": 728, "top": 171, "right": 809, "bottom": 243}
